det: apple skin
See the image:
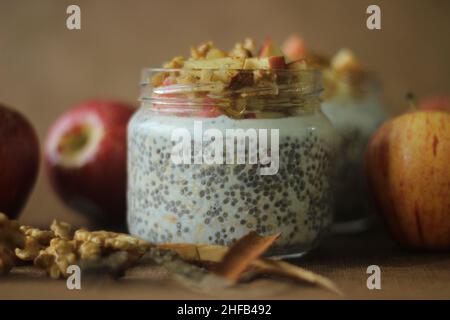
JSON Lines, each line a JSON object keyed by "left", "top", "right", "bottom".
{"left": 365, "top": 111, "right": 450, "bottom": 249}
{"left": 153, "top": 80, "right": 222, "bottom": 118}
{"left": 282, "top": 34, "right": 308, "bottom": 61}
{"left": 0, "top": 104, "right": 40, "bottom": 219}
{"left": 45, "top": 100, "right": 135, "bottom": 227}
{"left": 419, "top": 96, "right": 450, "bottom": 112}
{"left": 258, "top": 38, "right": 284, "bottom": 58}
{"left": 267, "top": 56, "right": 286, "bottom": 69}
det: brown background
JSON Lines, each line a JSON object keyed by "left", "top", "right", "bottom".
{"left": 1, "top": 0, "right": 450, "bottom": 300}
{"left": 0, "top": 0, "right": 450, "bottom": 227}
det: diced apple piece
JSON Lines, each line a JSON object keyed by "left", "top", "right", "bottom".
{"left": 243, "top": 58, "right": 262, "bottom": 69}
{"left": 258, "top": 38, "right": 284, "bottom": 58}
{"left": 282, "top": 34, "right": 308, "bottom": 61}
{"left": 184, "top": 57, "right": 245, "bottom": 69}
{"left": 206, "top": 48, "right": 227, "bottom": 59}
{"left": 229, "top": 43, "right": 252, "bottom": 58}
{"left": 331, "top": 49, "right": 361, "bottom": 73}
{"left": 162, "top": 77, "right": 175, "bottom": 86}
{"left": 287, "top": 60, "right": 308, "bottom": 70}
{"left": 151, "top": 72, "right": 166, "bottom": 87}
{"left": 268, "top": 56, "right": 286, "bottom": 69}
{"left": 228, "top": 72, "right": 254, "bottom": 90}
{"left": 196, "top": 103, "right": 223, "bottom": 118}
{"left": 243, "top": 56, "right": 286, "bottom": 70}
{"left": 211, "top": 69, "right": 240, "bottom": 85}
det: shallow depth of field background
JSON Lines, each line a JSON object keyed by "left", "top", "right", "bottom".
{"left": 0, "top": 0, "right": 449, "bottom": 226}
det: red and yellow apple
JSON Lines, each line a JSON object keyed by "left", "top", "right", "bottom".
{"left": 365, "top": 110, "right": 450, "bottom": 249}
{"left": 45, "top": 100, "right": 135, "bottom": 227}
{"left": 0, "top": 104, "right": 40, "bottom": 219}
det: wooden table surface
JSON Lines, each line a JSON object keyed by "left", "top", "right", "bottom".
{"left": 1, "top": 227, "right": 449, "bottom": 300}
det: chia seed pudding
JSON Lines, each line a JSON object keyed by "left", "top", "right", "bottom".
{"left": 127, "top": 39, "right": 337, "bottom": 256}
{"left": 322, "top": 49, "right": 388, "bottom": 232}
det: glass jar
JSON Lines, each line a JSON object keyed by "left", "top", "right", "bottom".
{"left": 322, "top": 79, "right": 388, "bottom": 233}
{"left": 127, "top": 67, "right": 337, "bottom": 257}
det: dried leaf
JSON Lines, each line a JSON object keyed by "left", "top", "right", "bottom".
{"left": 78, "top": 251, "right": 133, "bottom": 279}
{"left": 252, "top": 259, "right": 342, "bottom": 295}
{"left": 157, "top": 243, "right": 227, "bottom": 262}
{"left": 157, "top": 239, "right": 342, "bottom": 295}
{"left": 213, "top": 232, "right": 280, "bottom": 283}
{"left": 140, "top": 247, "right": 230, "bottom": 293}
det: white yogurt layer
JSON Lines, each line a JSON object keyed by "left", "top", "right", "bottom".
{"left": 322, "top": 91, "right": 386, "bottom": 137}
{"left": 127, "top": 108, "right": 336, "bottom": 255}
{"left": 322, "top": 90, "right": 387, "bottom": 225}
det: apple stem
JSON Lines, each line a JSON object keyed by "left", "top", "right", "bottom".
{"left": 406, "top": 92, "right": 417, "bottom": 110}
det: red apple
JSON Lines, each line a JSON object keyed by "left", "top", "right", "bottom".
{"left": 282, "top": 34, "right": 308, "bottom": 61}
{"left": 365, "top": 110, "right": 450, "bottom": 249}
{"left": 419, "top": 96, "right": 450, "bottom": 112}
{"left": 45, "top": 100, "right": 135, "bottom": 227}
{"left": 0, "top": 104, "right": 40, "bottom": 219}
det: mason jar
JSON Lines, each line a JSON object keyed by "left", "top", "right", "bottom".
{"left": 127, "top": 67, "right": 337, "bottom": 257}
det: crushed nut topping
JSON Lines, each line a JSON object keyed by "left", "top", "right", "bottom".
{"left": 15, "top": 234, "right": 44, "bottom": 261}
{"left": 78, "top": 241, "right": 102, "bottom": 260}
{"left": 0, "top": 213, "right": 24, "bottom": 274}
{"left": 20, "top": 225, "right": 54, "bottom": 244}
{"left": 74, "top": 229, "right": 150, "bottom": 257}
{"left": 0, "top": 213, "right": 150, "bottom": 278}
{"left": 50, "top": 220, "right": 72, "bottom": 240}
{"left": 16, "top": 225, "right": 54, "bottom": 262}
{"left": 34, "top": 238, "right": 78, "bottom": 279}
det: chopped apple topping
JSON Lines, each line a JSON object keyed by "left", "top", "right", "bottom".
{"left": 323, "top": 48, "right": 369, "bottom": 99}
{"left": 287, "top": 60, "right": 309, "bottom": 70}
{"left": 190, "top": 41, "right": 214, "bottom": 59}
{"left": 258, "top": 38, "right": 284, "bottom": 58}
{"left": 152, "top": 39, "right": 296, "bottom": 91}
{"left": 243, "top": 56, "right": 285, "bottom": 70}
{"left": 149, "top": 38, "right": 322, "bottom": 117}
{"left": 331, "top": 49, "right": 363, "bottom": 75}
{"left": 206, "top": 48, "right": 227, "bottom": 59}
{"left": 283, "top": 34, "right": 308, "bottom": 61}
{"left": 243, "top": 38, "right": 256, "bottom": 53}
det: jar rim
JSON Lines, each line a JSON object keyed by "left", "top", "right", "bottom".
{"left": 140, "top": 68, "right": 323, "bottom": 98}
{"left": 140, "top": 67, "right": 323, "bottom": 117}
